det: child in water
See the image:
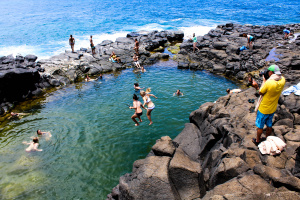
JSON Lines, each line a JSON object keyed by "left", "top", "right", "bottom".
{"left": 23, "top": 137, "right": 43, "bottom": 152}
{"left": 129, "top": 94, "right": 146, "bottom": 126}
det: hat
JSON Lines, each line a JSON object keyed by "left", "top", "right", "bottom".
{"left": 268, "top": 65, "right": 281, "bottom": 75}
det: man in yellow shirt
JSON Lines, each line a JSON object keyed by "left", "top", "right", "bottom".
{"left": 253, "top": 65, "right": 286, "bottom": 145}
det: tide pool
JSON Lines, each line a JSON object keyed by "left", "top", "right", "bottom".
{"left": 0, "top": 60, "right": 239, "bottom": 199}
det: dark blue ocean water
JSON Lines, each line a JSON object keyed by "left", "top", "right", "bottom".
{"left": 0, "top": 0, "right": 299, "bottom": 59}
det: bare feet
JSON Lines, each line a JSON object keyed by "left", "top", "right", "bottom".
{"left": 139, "top": 120, "right": 142, "bottom": 122}
{"left": 135, "top": 123, "right": 139, "bottom": 126}
{"left": 149, "top": 122, "right": 153, "bottom": 125}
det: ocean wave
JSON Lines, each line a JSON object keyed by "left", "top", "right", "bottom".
{"left": 0, "top": 24, "right": 217, "bottom": 60}
{"left": 180, "top": 25, "right": 217, "bottom": 39}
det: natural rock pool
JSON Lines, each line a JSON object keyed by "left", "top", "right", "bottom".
{"left": 0, "top": 60, "right": 239, "bottom": 199}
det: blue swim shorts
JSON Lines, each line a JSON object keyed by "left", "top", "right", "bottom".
{"left": 255, "top": 110, "right": 274, "bottom": 129}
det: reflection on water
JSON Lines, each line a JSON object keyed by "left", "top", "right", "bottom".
{"left": 0, "top": 60, "right": 239, "bottom": 199}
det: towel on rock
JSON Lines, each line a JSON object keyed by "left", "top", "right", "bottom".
{"left": 282, "top": 82, "right": 300, "bottom": 96}
{"left": 258, "top": 136, "right": 286, "bottom": 155}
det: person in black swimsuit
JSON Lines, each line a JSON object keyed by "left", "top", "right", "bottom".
{"left": 129, "top": 94, "right": 146, "bottom": 126}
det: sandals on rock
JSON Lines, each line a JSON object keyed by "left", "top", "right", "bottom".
{"left": 252, "top": 138, "right": 260, "bottom": 146}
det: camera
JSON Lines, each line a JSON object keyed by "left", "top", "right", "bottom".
{"left": 259, "top": 70, "right": 269, "bottom": 80}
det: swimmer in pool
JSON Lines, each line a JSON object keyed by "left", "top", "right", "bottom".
{"left": 23, "top": 137, "right": 42, "bottom": 152}
{"left": 37, "top": 130, "right": 52, "bottom": 137}
{"left": 173, "top": 89, "right": 183, "bottom": 96}
{"left": 129, "top": 94, "right": 146, "bottom": 126}
{"left": 141, "top": 66, "right": 146, "bottom": 72}
{"left": 140, "top": 88, "right": 158, "bottom": 125}
{"left": 134, "top": 83, "right": 144, "bottom": 91}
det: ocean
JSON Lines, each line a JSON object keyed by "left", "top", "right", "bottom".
{"left": 0, "top": 0, "right": 299, "bottom": 59}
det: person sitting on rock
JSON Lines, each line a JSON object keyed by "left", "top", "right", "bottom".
{"left": 9, "top": 112, "right": 29, "bottom": 119}
{"left": 109, "top": 51, "right": 121, "bottom": 63}
{"left": 173, "top": 89, "right": 183, "bottom": 96}
{"left": 23, "top": 137, "right": 42, "bottom": 152}
{"left": 90, "top": 35, "right": 96, "bottom": 55}
{"left": 243, "top": 33, "right": 255, "bottom": 49}
{"left": 247, "top": 75, "right": 259, "bottom": 90}
{"left": 226, "top": 88, "right": 242, "bottom": 94}
{"left": 85, "top": 74, "right": 91, "bottom": 82}
{"left": 133, "top": 53, "right": 141, "bottom": 68}
{"left": 283, "top": 29, "right": 293, "bottom": 40}
{"left": 37, "top": 129, "right": 52, "bottom": 137}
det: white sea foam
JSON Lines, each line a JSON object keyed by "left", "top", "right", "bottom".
{"left": 0, "top": 44, "right": 41, "bottom": 58}
{"left": 180, "top": 25, "right": 217, "bottom": 39}
{"left": 0, "top": 24, "right": 217, "bottom": 60}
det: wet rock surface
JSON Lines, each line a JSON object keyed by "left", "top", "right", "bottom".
{"left": 107, "top": 23, "right": 300, "bottom": 200}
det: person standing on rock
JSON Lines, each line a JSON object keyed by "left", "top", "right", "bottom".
{"left": 129, "top": 94, "right": 146, "bottom": 126}
{"left": 134, "top": 38, "right": 139, "bottom": 56}
{"left": 243, "top": 34, "right": 255, "bottom": 49}
{"left": 90, "top": 35, "right": 96, "bottom": 55}
{"left": 140, "top": 88, "right": 157, "bottom": 125}
{"left": 191, "top": 33, "right": 200, "bottom": 53}
{"left": 69, "top": 35, "right": 75, "bottom": 53}
{"left": 253, "top": 65, "right": 285, "bottom": 145}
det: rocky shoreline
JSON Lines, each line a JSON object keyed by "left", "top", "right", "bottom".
{"left": 0, "top": 30, "right": 183, "bottom": 115}
{"left": 1, "top": 23, "right": 300, "bottom": 199}
{"left": 106, "top": 23, "right": 300, "bottom": 199}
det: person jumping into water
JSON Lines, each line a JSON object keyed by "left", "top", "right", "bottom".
{"left": 69, "top": 35, "right": 75, "bottom": 53}
{"left": 129, "top": 94, "right": 146, "bottom": 126}
{"left": 140, "top": 88, "right": 157, "bottom": 125}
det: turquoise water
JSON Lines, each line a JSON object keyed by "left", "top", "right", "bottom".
{"left": 0, "top": 0, "right": 299, "bottom": 58}
{"left": 0, "top": 61, "right": 238, "bottom": 199}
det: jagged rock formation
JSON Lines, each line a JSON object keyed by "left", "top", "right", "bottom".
{"left": 107, "top": 23, "right": 300, "bottom": 199}
{"left": 108, "top": 88, "right": 300, "bottom": 200}
{"left": 176, "top": 23, "right": 300, "bottom": 86}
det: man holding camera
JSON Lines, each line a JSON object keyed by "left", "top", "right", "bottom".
{"left": 253, "top": 65, "right": 286, "bottom": 145}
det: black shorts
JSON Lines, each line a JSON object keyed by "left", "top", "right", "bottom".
{"left": 136, "top": 112, "right": 143, "bottom": 117}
